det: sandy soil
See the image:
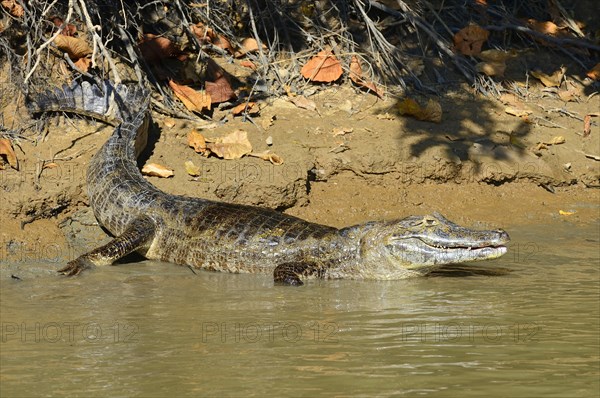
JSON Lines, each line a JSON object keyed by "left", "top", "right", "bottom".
{"left": 1, "top": 54, "right": 599, "bottom": 265}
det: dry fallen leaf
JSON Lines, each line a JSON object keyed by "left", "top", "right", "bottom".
{"left": 206, "top": 130, "right": 252, "bottom": 160}
{"left": 205, "top": 59, "right": 236, "bottom": 104}
{"left": 248, "top": 151, "right": 284, "bottom": 165}
{"left": 289, "top": 96, "right": 317, "bottom": 112}
{"left": 214, "top": 35, "right": 233, "bottom": 53}
{"left": 169, "top": 80, "right": 211, "bottom": 112}
{"left": 184, "top": 160, "right": 201, "bottom": 176}
{"left": 187, "top": 130, "right": 208, "bottom": 154}
{"left": 235, "top": 38, "right": 266, "bottom": 57}
{"left": 1, "top": 0, "right": 23, "bottom": 17}
{"left": 231, "top": 102, "right": 259, "bottom": 116}
{"left": 505, "top": 106, "right": 533, "bottom": 117}
{"left": 583, "top": 114, "right": 592, "bottom": 137}
{"left": 453, "top": 24, "right": 489, "bottom": 56}
{"left": 0, "top": 138, "right": 18, "bottom": 170}
{"left": 586, "top": 63, "right": 600, "bottom": 81}
{"left": 141, "top": 163, "right": 174, "bottom": 178}
{"left": 301, "top": 50, "right": 343, "bottom": 82}
{"left": 205, "top": 79, "right": 235, "bottom": 104}
{"left": 54, "top": 34, "right": 91, "bottom": 59}
{"left": 51, "top": 16, "right": 77, "bottom": 36}
{"left": 332, "top": 127, "right": 353, "bottom": 136}
{"left": 73, "top": 56, "right": 92, "bottom": 73}
{"left": 547, "top": 136, "right": 565, "bottom": 145}
{"left": 475, "top": 61, "right": 506, "bottom": 77}
{"left": 163, "top": 118, "right": 176, "bottom": 128}
{"left": 139, "top": 34, "right": 176, "bottom": 62}
{"left": 240, "top": 60, "right": 256, "bottom": 69}
{"left": 530, "top": 67, "right": 566, "bottom": 87}
{"left": 557, "top": 89, "right": 577, "bottom": 102}
{"left": 397, "top": 98, "right": 442, "bottom": 123}
{"left": 190, "top": 22, "right": 216, "bottom": 43}
{"left": 261, "top": 115, "right": 275, "bottom": 130}
{"left": 477, "top": 49, "right": 513, "bottom": 63}
{"left": 526, "top": 19, "right": 562, "bottom": 36}
{"left": 348, "top": 56, "right": 385, "bottom": 98}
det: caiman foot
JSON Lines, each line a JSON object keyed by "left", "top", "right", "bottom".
{"left": 273, "top": 262, "right": 322, "bottom": 286}
{"left": 58, "top": 215, "right": 156, "bottom": 277}
{"left": 58, "top": 257, "right": 96, "bottom": 276}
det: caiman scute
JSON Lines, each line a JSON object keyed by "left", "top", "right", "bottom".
{"left": 28, "top": 81, "right": 510, "bottom": 285}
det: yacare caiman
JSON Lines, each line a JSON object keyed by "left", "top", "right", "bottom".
{"left": 28, "top": 81, "right": 509, "bottom": 285}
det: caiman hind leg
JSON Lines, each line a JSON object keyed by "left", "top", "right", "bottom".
{"left": 59, "top": 216, "right": 156, "bottom": 276}
{"left": 273, "top": 262, "right": 324, "bottom": 286}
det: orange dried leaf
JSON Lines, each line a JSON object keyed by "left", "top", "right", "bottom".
{"left": 248, "top": 151, "right": 284, "bottom": 165}
{"left": 169, "top": 80, "right": 211, "bottom": 112}
{"left": 231, "top": 102, "right": 258, "bottom": 116}
{"left": 587, "top": 63, "right": 600, "bottom": 81}
{"left": 187, "top": 130, "right": 208, "bottom": 154}
{"left": 0, "top": 138, "right": 18, "bottom": 170}
{"left": 205, "top": 77, "right": 236, "bottom": 104}
{"left": 214, "top": 35, "right": 233, "bottom": 53}
{"left": 141, "top": 163, "right": 174, "bottom": 178}
{"left": 206, "top": 130, "right": 252, "bottom": 160}
{"left": 349, "top": 56, "right": 363, "bottom": 82}
{"left": 453, "top": 24, "right": 489, "bottom": 56}
{"left": 239, "top": 38, "right": 266, "bottom": 55}
{"left": 51, "top": 17, "right": 77, "bottom": 36}
{"left": 349, "top": 56, "right": 385, "bottom": 98}
{"left": 1, "top": 0, "right": 23, "bottom": 17}
{"left": 301, "top": 50, "right": 343, "bottom": 82}
{"left": 139, "top": 34, "right": 176, "bottom": 62}
{"left": 526, "top": 19, "right": 561, "bottom": 36}
{"left": 73, "top": 56, "right": 92, "bottom": 73}
{"left": 190, "top": 22, "right": 216, "bottom": 43}
{"left": 54, "top": 34, "right": 91, "bottom": 59}
{"left": 240, "top": 60, "right": 257, "bottom": 69}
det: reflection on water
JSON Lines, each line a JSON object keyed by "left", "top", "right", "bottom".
{"left": 1, "top": 223, "right": 599, "bottom": 397}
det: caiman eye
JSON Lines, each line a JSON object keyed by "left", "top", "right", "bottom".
{"left": 423, "top": 217, "right": 437, "bottom": 226}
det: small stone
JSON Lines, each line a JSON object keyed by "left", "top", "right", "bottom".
{"left": 266, "top": 136, "right": 273, "bottom": 146}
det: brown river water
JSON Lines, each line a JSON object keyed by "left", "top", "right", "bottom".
{"left": 1, "top": 222, "right": 599, "bottom": 397}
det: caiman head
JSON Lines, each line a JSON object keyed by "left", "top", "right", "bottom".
{"left": 340, "top": 212, "right": 510, "bottom": 279}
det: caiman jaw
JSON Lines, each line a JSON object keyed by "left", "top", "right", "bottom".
{"left": 388, "top": 226, "right": 510, "bottom": 270}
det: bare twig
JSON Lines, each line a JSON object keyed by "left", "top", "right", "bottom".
{"left": 24, "top": 0, "right": 75, "bottom": 84}
{"left": 77, "top": 0, "right": 121, "bottom": 83}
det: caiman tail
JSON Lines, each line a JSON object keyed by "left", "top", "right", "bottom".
{"left": 28, "top": 81, "right": 510, "bottom": 285}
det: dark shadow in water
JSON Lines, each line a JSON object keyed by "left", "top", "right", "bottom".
{"left": 429, "top": 264, "right": 513, "bottom": 277}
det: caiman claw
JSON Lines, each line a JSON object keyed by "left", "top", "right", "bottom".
{"left": 58, "top": 257, "right": 95, "bottom": 276}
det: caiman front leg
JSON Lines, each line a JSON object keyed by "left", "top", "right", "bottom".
{"left": 273, "top": 262, "right": 324, "bottom": 286}
{"left": 59, "top": 216, "right": 156, "bottom": 276}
